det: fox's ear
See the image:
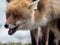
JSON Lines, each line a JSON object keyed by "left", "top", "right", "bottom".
{"left": 7, "top": 0, "right": 14, "bottom": 3}
{"left": 29, "top": 0, "right": 39, "bottom": 10}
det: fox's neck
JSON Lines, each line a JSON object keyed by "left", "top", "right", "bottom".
{"left": 34, "top": 10, "right": 48, "bottom": 26}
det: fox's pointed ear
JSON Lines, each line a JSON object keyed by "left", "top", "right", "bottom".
{"left": 29, "top": 0, "right": 39, "bottom": 10}
{"left": 7, "top": 0, "right": 14, "bottom": 3}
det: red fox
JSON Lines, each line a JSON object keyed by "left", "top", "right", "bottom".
{"left": 5, "top": 0, "right": 60, "bottom": 45}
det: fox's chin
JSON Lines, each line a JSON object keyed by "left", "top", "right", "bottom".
{"left": 8, "top": 25, "right": 19, "bottom": 35}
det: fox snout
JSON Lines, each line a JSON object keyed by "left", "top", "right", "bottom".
{"left": 4, "top": 23, "right": 17, "bottom": 29}
{"left": 4, "top": 21, "right": 23, "bottom": 29}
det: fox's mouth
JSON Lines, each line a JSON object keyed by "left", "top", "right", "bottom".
{"left": 8, "top": 25, "right": 19, "bottom": 35}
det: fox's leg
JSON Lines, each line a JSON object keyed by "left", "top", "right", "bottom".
{"left": 38, "top": 25, "right": 50, "bottom": 45}
{"left": 38, "top": 34, "right": 46, "bottom": 45}
{"left": 45, "top": 25, "right": 49, "bottom": 45}
{"left": 30, "top": 29, "right": 38, "bottom": 45}
{"left": 38, "top": 27, "right": 46, "bottom": 45}
{"left": 30, "top": 27, "right": 46, "bottom": 45}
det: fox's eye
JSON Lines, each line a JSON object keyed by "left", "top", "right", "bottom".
{"left": 14, "top": 15, "right": 18, "bottom": 18}
{"left": 14, "top": 15, "right": 20, "bottom": 19}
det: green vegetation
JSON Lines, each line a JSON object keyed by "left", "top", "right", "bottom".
{"left": 0, "top": 43, "right": 32, "bottom": 45}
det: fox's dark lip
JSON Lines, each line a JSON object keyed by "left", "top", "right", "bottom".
{"left": 8, "top": 25, "right": 19, "bottom": 35}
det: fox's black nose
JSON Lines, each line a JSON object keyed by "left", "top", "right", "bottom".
{"left": 4, "top": 24, "right": 9, "bottom": 28}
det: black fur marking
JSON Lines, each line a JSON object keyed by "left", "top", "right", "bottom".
{"left": 57, "top": 18, "right": 60, "bottom": 31}
{"left": 49, "top": 31, "right": 56, "bottom": 45}
{"left": 37, "top": 1, "right": 45, "bottom": 11}
{"left": 33, "top": 0, "right": 36, "bottom": 1}
{"left": 53, "top": 43, "right": 56, "bottom": 45}
{"left": 30, "top": 32, "right": 37, "bottom": 45}
{"left": 38, "top": 36, "right": 45, "bottom": 45}
{"left": 58, "top": 40, "right": 60, "bottom": 45}
{"left": 7, "top": 0, "right": 10, "bottom": 2}
{"left": 30, "top": 29, "right": 38, "bottom": 45}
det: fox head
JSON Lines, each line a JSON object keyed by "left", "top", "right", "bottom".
{"left": 4, "top": 0, "right": 39, "bottom": 35}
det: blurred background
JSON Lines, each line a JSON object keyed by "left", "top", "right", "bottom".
{"left": 0, "top": 0, "right": 31, "bottom": 45}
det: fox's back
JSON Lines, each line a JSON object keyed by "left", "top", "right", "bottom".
{"left": 52, "top": 0, "right": 60, "bottom": 18}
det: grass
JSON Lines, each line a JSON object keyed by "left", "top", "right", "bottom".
{"left": 0, "top": 43, "right": 32, "bottom": 45}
